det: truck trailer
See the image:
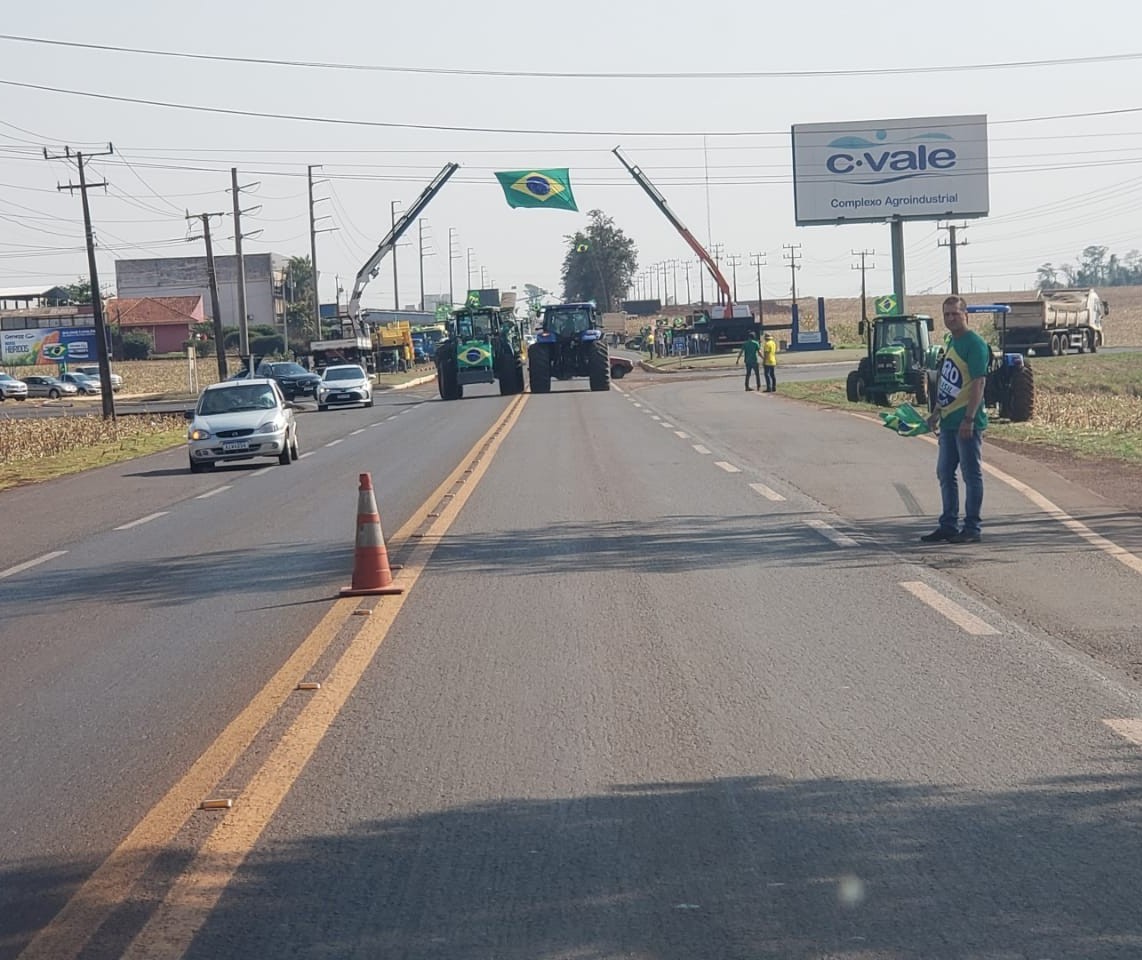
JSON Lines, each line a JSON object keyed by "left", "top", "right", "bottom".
{"left": 1000, "top": 288, "right": 1108, "bottom": 356}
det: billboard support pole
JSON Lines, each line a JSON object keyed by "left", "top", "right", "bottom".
{"left": 890, "top": 217, "right": 906, "bottom": 316}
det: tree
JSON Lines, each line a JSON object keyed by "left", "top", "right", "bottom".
{"left": 1077, "top": 245, "right": 1109, "bottom": 286}
{"left": 1036, "top": 263, "right": 1061, "bottom": 290}
{"left": 65, "top": 278, "right": 92, "bottom": 304}
{"left": 284, "top": 255, "right": 318, "bottom": 341}
{"left": 122, "top": 330, "right": 154, "bottom": 360}
{"left": 560, "top": 210, "right": 638, "bottom": 312}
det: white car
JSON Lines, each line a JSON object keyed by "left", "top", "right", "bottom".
{"left": 73, "top": 365, "right": 123, "bottom": 392}
{"left": 185, "top": 378, "right": 299, "bottom": 473}
{"left": 0, "top": 373, "right": 28, "bottom": 401}
{"left": 317, "top": 364, "right": 373, "bottom": 411}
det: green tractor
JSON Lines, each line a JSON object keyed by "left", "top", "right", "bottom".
{"left": 846, "top": 314, "right": 939, "bottom": 408}
{"left": 435, "top": 306, "right": 526, "bottom": 401}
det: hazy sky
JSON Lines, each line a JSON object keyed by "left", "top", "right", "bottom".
{"left": 3, "top": 0, "right": 1142, "bottom": 310}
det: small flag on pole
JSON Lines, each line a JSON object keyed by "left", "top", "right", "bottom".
{"left": 495, "top": 169, "right": 578, "bottom": 211}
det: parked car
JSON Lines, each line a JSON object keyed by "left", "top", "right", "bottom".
{"left": 317, "top": 364, "right": 373, "bottom": 411}
{"left": 72, "top": 365, "right": 123, "bottom": 392}
{"left": 255, "top": 361, "right": 323, "bottom": 400}
{"left": 0, "top": 373, "right": 29, "bottom": 401}
{"left": 60, "top": 372, "right": 101, "bottom": 395}
{"left": 20, "top": 375, "right": 79, "bottom": 399}
{"left": 185, "top": 378, "right": 300, "bottom": 473}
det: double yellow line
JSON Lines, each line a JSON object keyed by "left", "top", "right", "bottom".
{"left": 20, "top": 393, "right": 528, "bottom": 960}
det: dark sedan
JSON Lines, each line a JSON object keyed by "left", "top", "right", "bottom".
{"left": 255, "top": 361, "right": 323, "bottom": 400}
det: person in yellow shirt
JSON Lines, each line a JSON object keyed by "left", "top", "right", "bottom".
{"left": 761, "top": 333, "right": 777, "bottom": 392}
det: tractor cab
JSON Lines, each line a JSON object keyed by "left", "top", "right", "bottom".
{"left": 847, "top": 314, "right": 935, "bottom": 407}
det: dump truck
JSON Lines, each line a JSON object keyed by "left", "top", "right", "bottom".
{"left": 1000, "top": 288, "right": 1108, "bottom": 356}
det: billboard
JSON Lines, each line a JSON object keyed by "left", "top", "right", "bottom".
{"left": 792, "top": 115, "right": 988, "bottom": 225}
{"left": 1, "top": 327, "right": 99, "bottom": 365}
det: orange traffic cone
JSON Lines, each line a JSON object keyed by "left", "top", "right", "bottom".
{"left": 341, "top": 472, "right": 404, "bottom": 596}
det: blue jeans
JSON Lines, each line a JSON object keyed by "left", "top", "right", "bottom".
{"left": 937, "top": 428, "right": 984, "bottom": 535}
{"left": 744, "top": 360, "right": 760, "bottom": 389}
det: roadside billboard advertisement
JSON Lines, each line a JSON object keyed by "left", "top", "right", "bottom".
{"left": 0, "top": 327, "right": 99, "bottom": 365}
{"left": 791, "top": 115, "right": 989, "bottom": 225}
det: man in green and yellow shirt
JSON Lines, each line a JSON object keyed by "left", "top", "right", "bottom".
{"left": 922, "top": 296, "right": 989, "bottom": 544}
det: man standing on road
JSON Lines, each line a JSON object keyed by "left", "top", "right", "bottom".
{"left": 736, "top": 331, "right": 761, "bottom": 391}
{"left": 921, "top": 295, "right": 989, "bottom": 544}
{"left": 762, "top": 333, "right": 778, "bottom": 392}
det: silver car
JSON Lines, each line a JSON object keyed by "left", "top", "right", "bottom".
{"left": 60, "top": 372, "right": 102, "bottom": 395}
{"left": 185, "top": 378, "right": 300, "bottom": 473}
{"left": 0, "top": 373, "right": 29, "bottom": 401}
{"left": 317, "top": 364, "right": 373, "bottom": 411}
{"left": 20, "top": 375, "right": 79, "bottom": 399}
{"left": 73, "top": 365, "right": 123, "bottom": 392}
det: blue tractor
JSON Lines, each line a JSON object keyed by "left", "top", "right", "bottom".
{"left": 527, "top": 302, "right": 611, "bottom": 393}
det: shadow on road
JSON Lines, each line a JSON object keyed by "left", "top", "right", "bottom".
{"left": 6, "top": 769, "right": 1142, "bottom": 959}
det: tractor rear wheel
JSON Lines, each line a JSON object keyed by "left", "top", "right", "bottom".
{"left": 913, "top": 370, "right": 928, "bottom": 408}
{"left": 528, "top": 343, "right": 552, "bottom": 393}
{"left": 845, "top": 370, "right": 860, "bottom": 403}
{"left": 588, "top": 340, "right": 610, "bottom": 391}
{"left": 1005, "top": 365, "right": 1035, "bottom": 422}
{"left": 436, "top": 344, "right": 461, "bottom": 401}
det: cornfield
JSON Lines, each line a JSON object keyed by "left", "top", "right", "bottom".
{"left": 0, "top": 414, "right": 186, "bottom": 465}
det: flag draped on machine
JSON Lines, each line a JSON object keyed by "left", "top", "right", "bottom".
{"left": 494, "top": 169, "right": 578, "bottom": 211}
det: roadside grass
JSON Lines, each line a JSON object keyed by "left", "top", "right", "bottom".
{"left": 0, "top": 415, "right": 187, "bottom": 491}
{"left": 778, "top": 353, "right": 1142, "bottom": 464}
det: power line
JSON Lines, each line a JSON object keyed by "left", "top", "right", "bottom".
{"left": 3, "top": 33, "right": 1141, "bottom": 80}
{"left": 5, "top": 77, "right": 1142, "bottom": 137}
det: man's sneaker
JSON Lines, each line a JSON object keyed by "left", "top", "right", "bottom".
{"left": 920, "top": 527, "right": 957, "bottom": 543}
{"left": 948, "top": 530, "right": 981, "bottom": 544}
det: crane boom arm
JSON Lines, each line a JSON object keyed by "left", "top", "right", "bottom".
{"left": 612, "top": 146, "right": 733, "bottom": 311}
{"left": 346, "top": 162, "right": 460, "bottom": 322}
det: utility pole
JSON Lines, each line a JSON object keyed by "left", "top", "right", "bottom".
{"left": 851, "top": 249, "right": 876, "bottom": 324}
{"left": 417, "top": 218, "right": 427, "bottom": 312}
{"left": 231, "top": 168, "right": 263, "bottom": 369}
{"left": 466, "top": 247, "right": 474, "bottom": 295}
{"left": 783, "top": 243, "right": 802, "bottom": 305}
{"left": 726, "top": 254, "right": 742, "bottom": 301}
{"left": 48, "top": 143, "right": 116, "bottom": 419}
{"left": 682, "top": 261, "right": 692, "bottom": 306}
{"left": 308, "top": 165, "right": 331, "bottom": 336}
{"left": 448, "top": 227, "right": 459, "bottom": 308}
{"left": 391, "top": 201, "right": 401, "bottom": 309}
{"left": 669, "top": 258, "right": 679, "bottom": 306}
{"left": 750, "top": 252, "right": 766, "bottom": 324}
{"left": 186, "top": 210, "right": 229, "bottom": 380}
{"left": 698, "top": 257, "right": 705, "bottom": 305}
{"left": 938, "top": 222, "right": 969, "bottom": 295}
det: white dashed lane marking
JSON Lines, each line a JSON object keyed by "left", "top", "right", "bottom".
{"left": 298, "top": 452, "right": 315, "bottom": 460}
{"left": 195, "top": 486, "right": 232, "bottom": 500}
{"left": 0, "top": 551, "right": 67, "bottom": 580}
{"left": 900, "top": 581, "right": 1001, "bottom": 636}
{"left": 692, "top": 445, "right": 711, "bottom": 455}
{"left": 325, "top": 439, "right": 344, "bottom": 447}
{"left": 661, "top": 422, "right": 674, "bottom": 428}
{"left": 750, "top": 482, "right": 786, "bottom": 502}
{"left": 115, "top": 512, "right": 168, "bottom": 531}
{"left": 806, "top": 517, "right": 858, "bottom": 547}
{"left": 674, "top": 431, "right": 690, "bottom": 439}
{"left": 1104, "top": 719, "right": 1142, "bottom": 747}
{"left": 715, "top": 461, "right": 741, "bottom": 473}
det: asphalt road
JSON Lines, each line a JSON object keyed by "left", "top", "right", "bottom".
{"left": 3, "top": 368, "right": 1142, "bottom": 959}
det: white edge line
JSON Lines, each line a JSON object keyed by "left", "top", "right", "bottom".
{"left": 195, "top": 486, "right": 232, "bottom": 500}
{"left": 298, "top": 451, "right": 315, "bottom": 459}
{"left": 692, "top": 444, "right": 711, "bottom": 455}
{"left": 350, "top": 428, "right": 366, "bottom": 435}
{"left": 0, "top": 550, "right": 67, "bottom": 580}
{"left": 714, "top": 461, "right": 741, "bottom": 473}
{"left": 249, "top": 467, "right": 272, "bottom": 477}
{"left": 114, "top": 512, "right": 169, "bottom": 531}
{"left": 749, "top": 482, "right": 786, "bottom": 502}
{"left": 900, "top": 580, "right": 1001, "bottom": 636}
{"left": 1103, "top": 718, "right": 1142, "bottom": 747}
{"left": 324, "top": 439, "right": 344, "bottom": 447}
{"left": 806, "top": 517, "right": 859, "bottom": 547}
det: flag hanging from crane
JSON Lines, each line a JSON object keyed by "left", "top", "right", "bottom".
{"left": 494, "top": 169, "right": 578, "bottom": 211}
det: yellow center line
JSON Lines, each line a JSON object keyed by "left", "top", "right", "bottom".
{"left": 19, "top": 395, "right": 526, "bottom": 960}
{"left": 119, "top": 393, "right": 527, "bottom": 959}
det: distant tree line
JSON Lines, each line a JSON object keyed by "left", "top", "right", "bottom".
{"left": 1038, "top": 246, "right": 1142, "bottom": 289}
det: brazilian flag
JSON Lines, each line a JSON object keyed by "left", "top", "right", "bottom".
{"left": 494, "top": 169, "right": 578, "bottom": 211}
{"left": 880, "top": 402, "right": 932, "bottom": 437}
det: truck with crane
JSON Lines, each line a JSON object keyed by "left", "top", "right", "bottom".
{"left": 310, "top": 162, "right": 460, "bottom": 368}
{"left": 613, "top": 146, "right": 757, "bottom": 352}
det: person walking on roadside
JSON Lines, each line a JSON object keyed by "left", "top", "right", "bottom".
{"left": 762, "top": 333, "right": 778, "bottom": 392}
{"left": 736, "top": 331, "right": 761, "bottom": 391}
{"left": 921, "top": 295, "right": 989, "bottom": 545}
